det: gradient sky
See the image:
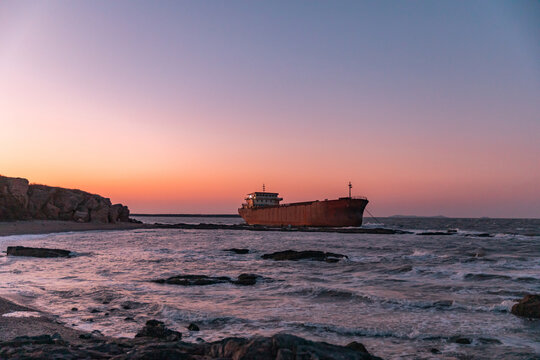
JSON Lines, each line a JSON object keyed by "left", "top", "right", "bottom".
{"left": 1, "top": 1, "right": 539, "bottom": 217}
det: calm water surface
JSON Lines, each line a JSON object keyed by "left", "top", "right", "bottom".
{"left": 0, "top": 216, "right": 539, "bottom": 359}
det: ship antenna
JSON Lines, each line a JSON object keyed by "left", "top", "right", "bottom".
{"left": 348, "top": 181, "right": 352, "bottom": 198}
{"left": 263, "top": 183, "right": 266, "bottom": 192}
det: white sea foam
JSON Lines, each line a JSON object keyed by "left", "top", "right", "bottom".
{"left": 2, "top": 311, "right": 41, "bottom": 318}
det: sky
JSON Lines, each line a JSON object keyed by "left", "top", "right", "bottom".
{"left": 0, "top": 1, "right": 539, "bottom": 217}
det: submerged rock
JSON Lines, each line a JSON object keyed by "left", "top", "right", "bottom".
{"left": 261, "top": 250, "right": 347, "bottom": 262}
{"left": 187, "top": 323, "right": 200, "bottom": 331}
{"left": 511, "top": 294, "right": 540, "bottom": 318}
{"left": 135, "top": 319, "right": 182, "bottom": 341}
{"left": 6, "top": 246, "right": 71, "bottom": 258}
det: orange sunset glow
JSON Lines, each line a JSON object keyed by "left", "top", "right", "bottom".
{"left": 1, "top": 1, "right": 539, "bottom": 217}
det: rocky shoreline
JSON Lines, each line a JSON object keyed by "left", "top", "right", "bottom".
{"left": 0, "top": 297, "right": 382, "bottom": 359}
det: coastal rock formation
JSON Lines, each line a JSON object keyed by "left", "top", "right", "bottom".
{"left": 0, "top": 176, "right": 130, "bottom": 223}
{"left": 6, "top": 246, "right": 72, "bottom": 258}
{"left": 261, "top": 250, "right": 348, "bottom": 262}
{"left": 0, "top": 332, "right": 381, "bottom": 359}
{"left": 511, "top": 294, "right": 540, "bottom": 318}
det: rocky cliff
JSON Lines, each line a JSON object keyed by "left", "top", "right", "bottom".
{"left": 0, "top": 176, "right": 130, "bottom": 223}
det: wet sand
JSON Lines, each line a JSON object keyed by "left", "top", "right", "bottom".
{"left": 0, "top": 220, "right": 147, "bottom": 237}
{"left": 0, "top": 296, "right": 89, "bottom": 344}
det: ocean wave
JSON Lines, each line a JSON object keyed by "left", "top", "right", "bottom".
{"left": 282, "top": 287, "right": 374, "bottom": 302}
{"left": 463, "top": 273, "right": 513, "bottom": 281}
{"left": 159, "top": 305, "right": 246, "bottom": 326}
{"left": 294, "top": 321, "right": 412, "bottom": 339}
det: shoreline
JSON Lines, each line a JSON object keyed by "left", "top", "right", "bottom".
{"left": 0, "top": 295, "right": 382, "bottom": 359}
{"left": 0, "top": 296, "right": 91, "bottom": 344}
{"left": 0, "top": 220, "right": 148, "bottom": 237}
{"left": 0, "top": 220, "right": 408, "bottom": 238}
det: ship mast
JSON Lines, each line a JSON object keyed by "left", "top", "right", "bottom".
{"left": 263, "top": 183, "right": 266, "bottom": 192}
{"left": 348, "top": 181, "right": 352, "bottom": 198}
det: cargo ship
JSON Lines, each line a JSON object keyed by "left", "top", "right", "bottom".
{"left": 238, "top": 183, "right": 369, "bottom": 227}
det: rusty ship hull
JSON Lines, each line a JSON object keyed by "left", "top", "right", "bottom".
{"left": 238, "top": 198, "right": 369, "bottom": 227}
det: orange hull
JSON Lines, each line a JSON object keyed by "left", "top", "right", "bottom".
{"left": 238, "top": 198, "right": 368, "bottom": 227}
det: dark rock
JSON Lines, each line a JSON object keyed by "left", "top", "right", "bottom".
{"left": 208, "top": 333, "right": 381, "bottom": 359}
{"left": 154, "top": 274, "right": 263, "bottom": 287}
{"left": 511, "top": 294, "right": 540, "bottom": 318}
{"left": 6, "top": 246, "right": 71, "bottom": 258}
{"left": 187, "top": 323, "right": 200, "bottom": 331}
{"left": 71, "top": 307, "right": 78, "bottom": 312}
{"left": 346, "top": 341, "right": 369, "bottom": 353}
{"left": 261, "top": 250, "right": 347, "bottom": 262}
{"left": 430, "top": 348, "right": 441, "bottom": 354}
{"left": 224, "top": 248, "right": 250, "bottom": 254}
{"left": 153, "top": 274, "right": 232, "bottom": 286}
{"left": 417, "top": 231, "right": 454, "bottom": 236}
{"left": 135, "top": 319, "right": 182, "bottom": 341}
{"left": 451, "top": 336, "right": 471, "bottom": 344}
{"left": 0, "top": 332, "right": 382, "bottom": 359}
{"left": 90, "top": 309, "right": 101, "bottom": 313}
{"left": 124, "top": 317, "right": 135, "bottom": 322}
{"left": 2, "top": 334, "right": 55, "bottom": 346}
{"left": 151, "top": 222, "right": 410, "bottom": 235}
{"left": 234, "top": 273, "right": 261, "bottom": 286}
{"left": 474, "top": 233, "right": 492, "bottom": 237}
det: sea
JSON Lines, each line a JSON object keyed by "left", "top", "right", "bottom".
{"left": 0, "top": 216, "right": 539, "bottom": 360}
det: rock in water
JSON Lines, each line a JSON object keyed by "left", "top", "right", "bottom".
{"left": 187, "top": 323, "right": 200, "bottom": 331}
{"left": 153, "top": 274, "right": 262, "bottom": 286}
{"left": 6, "top": 246, "right": 71, "bottom": 258}
{"left": 261, "top": 250, "right": 347, "bottom": 262}
{"left": 511, "top": 294, "right": 540, "bottom": 318}
{"left": 153, "top": 274, "right": 232, "bottom": 286}
{"left": 224, "top": 248, "right": 250, "bottom": 254}
{"left": 234, "top": 273, "right": 261, "bottom": 285}
{"left": 135, "top": 319, "right": 182, "bottom": 341}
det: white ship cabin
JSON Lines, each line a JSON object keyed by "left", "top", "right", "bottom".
{"left": 243, "top": 192, "right": 283, "bottom": 208}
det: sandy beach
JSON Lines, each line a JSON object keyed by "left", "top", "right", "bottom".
{"left": 0, "top": 220, "right": 147, "bottom": 237}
